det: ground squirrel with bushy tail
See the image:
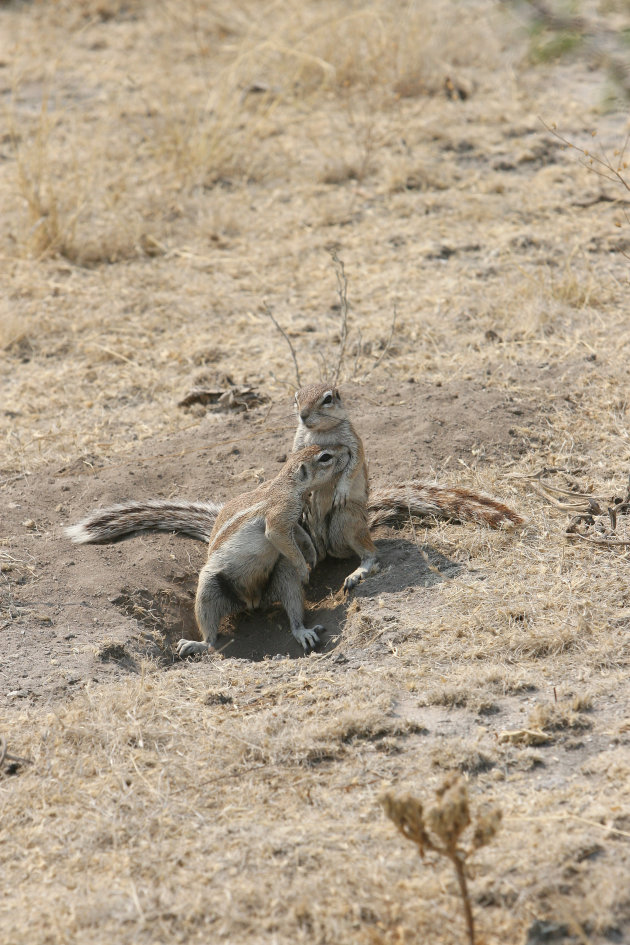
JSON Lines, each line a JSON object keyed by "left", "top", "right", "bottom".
{"left": 67, "top": 384, "right": 524, "bottom": 596}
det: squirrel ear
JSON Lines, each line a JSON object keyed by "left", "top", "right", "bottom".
{"left": 298, "top": 463, "right": 308, "bottom": 481}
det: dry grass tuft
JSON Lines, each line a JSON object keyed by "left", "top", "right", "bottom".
{"left": 11, "top": 101, "right": 140, "bottom": 264}
{"left": 528, "top": 699, "right": 593, "bottom": 734}
{"left": 13, "top": 103, "right": 85, "bottom": 260}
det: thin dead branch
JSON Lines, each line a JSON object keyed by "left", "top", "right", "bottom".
{"left": 521, "top": 470, "right": 630, "bottom": 547}
{"left": 540, "top": 118, "right": 630, "bottom": 195}
{"left": 530, "top": 482, "right": 604, "bottom": 514}
{"left": 330, "top": 249, "right": 349, "bottom": 385}
{"left": 262, "top": 303, "right": 303, "bottom": 389}
{"left": 519, "top": 471, "right": 606, "bottom": 513}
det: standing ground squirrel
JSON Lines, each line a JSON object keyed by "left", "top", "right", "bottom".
{"left": 175, "top": 444, "right": 350, "bottom": 656}
{"left": 292, "top": 383, "right": 524, "bottom": 587}
{"left": 292, "top": 384, "right": 378, "bottom": 590}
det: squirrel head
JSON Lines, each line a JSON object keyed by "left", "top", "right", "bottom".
{"left": 290, "top": 444, "right": 351, "bottom": 488}
{"left": 294, "top": 384, "right": 345, "bottom": 431}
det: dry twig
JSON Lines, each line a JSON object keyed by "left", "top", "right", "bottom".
{"left": 530, "top": 481, "right": 604, "bottom": 514}
{"left": 262, "top": 303, "right": 303, "bottom": 389}
{"left": 330, "top": 249, "right": 349, "bottom": 385}
{"left": 0, "top": 735, "right": 33, "bottom": 775}
{"left": 541, "top": 118, "right": 630, "bottom": 195}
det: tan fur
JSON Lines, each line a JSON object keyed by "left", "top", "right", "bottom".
{"left": 176, "top": 444, "right": 350, "bottom": 657}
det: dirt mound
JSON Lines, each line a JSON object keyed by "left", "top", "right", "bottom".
{"left": 1, "top": 380, "right": 531, "bottom": 704}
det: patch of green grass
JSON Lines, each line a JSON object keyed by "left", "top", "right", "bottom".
{"left": 529, "top": 29, "right": 584, "bottom": 64}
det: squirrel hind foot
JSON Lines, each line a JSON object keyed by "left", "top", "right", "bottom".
{"left": 292, "top": 624, "right": 323, "bottom": 651}
{"left": 343, "top": 558, "right": 380, "bottom": 591}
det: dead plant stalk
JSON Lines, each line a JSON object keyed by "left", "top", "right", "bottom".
{"left": 381, "top": 777, "right": 502, "bottom": 945}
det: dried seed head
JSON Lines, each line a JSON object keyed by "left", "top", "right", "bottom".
{"left": 471, "top": 807, "right": 503, "bottom": 851}
{"left": 381, "top": 792, "right": 431, "bottom": 856}
{"left": 426, "top": 778, "right": 471, "bottom": 851}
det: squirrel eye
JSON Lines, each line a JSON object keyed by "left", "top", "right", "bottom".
{"left": 318, "top": 452, "right": 332, "bottom": 463}
{"left": 322, "top": 394, "right": 333, "bottom": 405}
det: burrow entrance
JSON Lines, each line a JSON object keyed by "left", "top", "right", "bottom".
{"left": 107, "top": 538, "right": 460, "bottom": 666}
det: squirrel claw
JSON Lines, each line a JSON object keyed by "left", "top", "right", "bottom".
{"left": 176, "top": 639, "right": 210, "bottom": 658}
{"left": 303, "top": 549, "right": 317, "bottom": 569}
{"left": 293, "top": 625, "right": 323, "bottom": 651}
{"left": 343, "top": 572, "right": 362, "bottom": 592}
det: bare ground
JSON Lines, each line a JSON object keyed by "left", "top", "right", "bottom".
{"left": 1, "top": 2, "right": 630, "bottom": 944}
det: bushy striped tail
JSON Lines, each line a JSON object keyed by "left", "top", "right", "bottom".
{"left": 65, "top": 483, "right": 523, "bottom": 547}
{"left": 65, "top": 499, "right": 222, "bottom": 545}
{"left": 369, "top": 482, "right": 524, "bottom": 530}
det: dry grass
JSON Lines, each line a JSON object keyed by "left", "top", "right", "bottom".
{"left": 0, "top": 665, "right": 488, "bottom": 944}
{"left": 2, "top": 0, "right": 630, "bottom": 943}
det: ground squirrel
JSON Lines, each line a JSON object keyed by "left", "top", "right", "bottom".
{"left": 292, "top": 383, "right": 378, "bottom": 590}
{"left": 67, "top": 386, "right": 524, "bottom": 596}
{"left": 178, "top": 444, "right": 350, "bottom": 656}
